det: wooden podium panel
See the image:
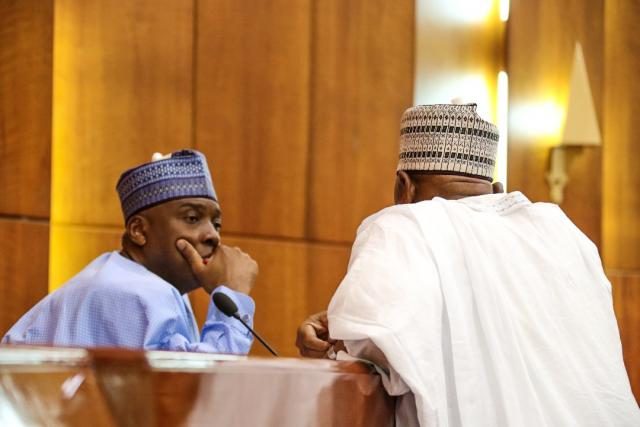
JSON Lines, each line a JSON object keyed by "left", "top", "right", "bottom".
{"left": 0, "top": 347, "right": 394, "bottom": 427}
{"left": 0, "top": 348, "right": 115, "bottom": 426}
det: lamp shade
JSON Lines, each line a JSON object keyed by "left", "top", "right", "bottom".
{"left": 561, "top": 42, "right": 601, "bottom": 147}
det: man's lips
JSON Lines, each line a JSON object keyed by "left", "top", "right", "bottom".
{"left": 201, "top": 252, "right": 214, "bottom": 264}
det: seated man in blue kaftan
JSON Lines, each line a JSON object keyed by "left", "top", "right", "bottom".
{"left": 2, "top": 150, "right": 258, "bottom": 354}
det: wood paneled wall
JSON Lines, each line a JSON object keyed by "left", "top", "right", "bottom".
{"left": 48, "top": 0, "right": 414, "bottom": 357}
{"left": 0, "top": 221, "right": 50, "bottom": 336}
{"left": 6, "top": 0, "right": 637, "bottom": 399}
{"left": 195, "top": 0, "right": 311, "bottom": 239}
{"left": 611, "top": 272, "right": 640, "bottom": 401}
{"left": 51, "top": 0, "right": 194, "bottom": 228}
{"left": 603, "top": 0, "right": 640, "bottom": 271}
{"left": 0, "top": 0, "right": 52, "bottom": 219}
{"left": 509, "top": 0, "right": 640, "bottom": 402}
{"left": 0, "top": 0, "right": 52, "bottom": 335}
{"left": 602, "top": 0, "right": 640, "bottom": 402}
{"left": 308, "top": 0, "right": 414, "bottom": 242}
{"left": 508, "top": 0, "right": 604, "bottom": 247}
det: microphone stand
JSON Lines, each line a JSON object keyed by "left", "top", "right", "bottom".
{"left": 232, "top": 313, "right": 278, "bottom": 356}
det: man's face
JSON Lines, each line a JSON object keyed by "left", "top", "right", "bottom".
{"left": 138, "top": 197, "right": 222, "bottom": 293}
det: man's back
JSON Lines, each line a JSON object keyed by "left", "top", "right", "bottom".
{"left": 329, "top": 192, "right": 640, "bottom": 426}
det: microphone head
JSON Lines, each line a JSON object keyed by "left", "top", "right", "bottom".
{"left": 213, "top": 292, "right": 239, "bottom": 317}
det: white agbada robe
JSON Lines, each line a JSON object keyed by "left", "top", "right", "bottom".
{"left": 328, "top": 192, "right": 640, "bottom": 427}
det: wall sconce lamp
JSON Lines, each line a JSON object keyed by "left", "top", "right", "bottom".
{"left": 546, "top": 42, "right": 601, "bottom": 204}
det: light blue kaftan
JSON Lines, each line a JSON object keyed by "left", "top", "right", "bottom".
{"left": 2, "top": 252, "right": 254, "bottom": 354}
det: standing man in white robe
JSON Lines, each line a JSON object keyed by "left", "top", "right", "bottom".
{"left": 296, "top": 104, "right": 640, "bottom": 426}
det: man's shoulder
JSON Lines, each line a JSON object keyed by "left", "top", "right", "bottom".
{"left": 359, "top": 204, "right": 413, "bottom": 226}
{"left": 434, "top": 191, "right": 569, "bottom": 222}
{"left": 355, "top": 204, "right": 428, "bottom": 242}
{"left": 60, "top": 251, "right": 177, "bottom": 301}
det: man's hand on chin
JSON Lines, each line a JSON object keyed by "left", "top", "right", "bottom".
{"left": 176, "top": 239, "right": 258, "bottom": 295}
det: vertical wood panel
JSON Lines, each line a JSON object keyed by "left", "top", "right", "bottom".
{"left": 0, "top": 1, "right": 53, "bottom": 336}
{"left": 49, "top": 225, "right": 121, "bottom": 288}
{"left": 0, "top": 220, "right": 49, "bottom": 335}
{"left": 52, "top": 0, "right": 194, "bottom": 227}
{"left": 0, "top": 0, "right": 52, "bottom": 218}
{"left": 602, "top": 0, "right": 640, "bottom": 269}
{"left": 306, "top": 244, "right": 351, "bottom": 314}
{"left": 610, "top": 272, "right": 640, "bottom": 402}
{"left": 508, "top": 0, "right": 604, "bottom": 247}
{"left": 308, "top": 0, "right": 414, "bottom": 242}
{"left": 195, "top": 0, "right": 311, "bottom": 238}
{"left": 223, "top": 237, "right": 308, "bottom": 357}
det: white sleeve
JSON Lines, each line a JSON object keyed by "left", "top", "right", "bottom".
{"left": 343, "top": 338, "right": 410, "bottom": 396}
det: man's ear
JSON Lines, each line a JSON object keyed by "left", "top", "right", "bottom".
{"left": 125, "top": 215, "right": 148, "bottom": 246}
{"left": 394, "top": 170, "right": 416, "bottom": 204}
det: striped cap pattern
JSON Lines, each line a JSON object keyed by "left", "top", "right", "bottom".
{"left": 397, "top": 104, "right": 499, "bottom": 182}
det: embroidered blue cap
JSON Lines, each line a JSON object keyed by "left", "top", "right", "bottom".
{"left": 116, "top": 149, "right": 217, "bottom": 222}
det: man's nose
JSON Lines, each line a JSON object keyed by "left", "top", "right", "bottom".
{"left": 201, "top": 222, "right": 220, "bottom": 247}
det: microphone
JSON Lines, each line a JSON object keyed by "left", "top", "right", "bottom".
{"left": 213, "top": 292, "right": 278, "bottom": 356}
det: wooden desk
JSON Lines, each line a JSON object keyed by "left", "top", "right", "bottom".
{"left": 0, "top": 346, "right": 394, "bottom": 426}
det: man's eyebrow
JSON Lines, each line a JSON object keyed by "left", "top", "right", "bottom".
{"left": 177, "top": 202, "right": 221, "bottom": 216}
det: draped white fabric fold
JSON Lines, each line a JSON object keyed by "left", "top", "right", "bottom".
{"left": 329, "top": 192, "right": 639, "bottom": 427}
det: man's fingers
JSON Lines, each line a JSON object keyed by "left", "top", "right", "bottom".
{"left": 310, "top": 310, "right": 329, "bottom": 328}
{"left": 297, "top": 324, "right": 332, "bottom": 352}
{"left": 207, "top": 245, "right": 227, "bottom": 269}
{"left": 303, "top": 336, "right": 332, "bottom": 352}
{"left": 305, "top": 321, "right": 337, "bottom": 344}
{"left": 176, "top": 239, "right": 203, "bottom": 271}
{"left": 295, "top": 311, "right": 336, "bottom": 359}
